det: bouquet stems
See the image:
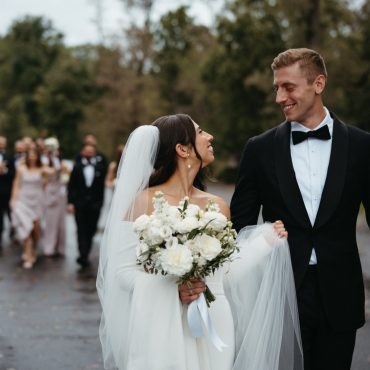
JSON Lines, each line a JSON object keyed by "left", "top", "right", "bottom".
{"left": 204, "top": 284, "right": 216, "bottom": 307}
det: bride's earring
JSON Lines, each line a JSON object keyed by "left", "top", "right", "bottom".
{"left": 187, "top": 153, "right": 191, "bottom": 169}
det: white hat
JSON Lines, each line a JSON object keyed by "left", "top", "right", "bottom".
{"left": 44, "top": 137, "right": 60, "bottom": 150}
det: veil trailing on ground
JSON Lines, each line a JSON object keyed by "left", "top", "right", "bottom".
{"left": 96, "top": 125, "right": 160, "bottom": 369}
{"left": 224, "top": 223, "right": 304, "bottom": 370}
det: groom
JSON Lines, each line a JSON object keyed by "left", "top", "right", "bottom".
{"left": 230, "top": 48, "right": 370, "bottom": 370}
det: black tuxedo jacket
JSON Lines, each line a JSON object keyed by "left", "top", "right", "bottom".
{"left": 0, "top": 152, "right": 15, "bottom": 203}
{"left": 230, "top": 113, "right": 370, "bottom": 331}
{"left": 67, "top": 158, "right": 107, "bottom": 211}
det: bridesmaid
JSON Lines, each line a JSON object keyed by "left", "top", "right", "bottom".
{"left": 11, "top": 147, "right": 46, "bottom": 269}
{"left": 105, "top": 144, "right": 124, "bottom": 189}
{"left": 42, "top": 138, "right": 69, "bottom": 257}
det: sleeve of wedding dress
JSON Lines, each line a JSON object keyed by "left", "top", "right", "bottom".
{"left": 99, "top": 221, "right": 188, "bottom": 370}
{"left": 224, "top": 223, "right": 303, "bottom": 370}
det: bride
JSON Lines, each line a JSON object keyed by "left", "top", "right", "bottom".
{"left": 97, "top": 114, "right": 303, "bottom": 370}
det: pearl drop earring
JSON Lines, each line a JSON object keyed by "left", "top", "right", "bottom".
{"left": 187, "top": 153, "right": 191, "bottom": 169}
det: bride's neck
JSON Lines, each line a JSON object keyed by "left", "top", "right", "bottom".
{"left": 161, "top": 164, "right": 199, "bottom": 198}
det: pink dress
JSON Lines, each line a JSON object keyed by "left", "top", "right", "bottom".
{"left": 12, "top": 171, "right": 44, "bottom": 241}
{"left": 43, "top": 172, "right": 66, "bottom": 255}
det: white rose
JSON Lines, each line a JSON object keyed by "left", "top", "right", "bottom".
{"left": 176, "top": 216, "right": 200, "bottom": 233}
{"left": 146, "top": 226, "right": 164, "bottom": 245}
{"left": 133, "top": 214, "right": 150, "bottom": 232}
{"left": 194, "top": 234, "right": 222, "bottom": 261}
{"left": 202, "top": 211, "right": 227, "bottom": 231}
{"left": 159, "top": 245, "right": 193, "bottom": 276}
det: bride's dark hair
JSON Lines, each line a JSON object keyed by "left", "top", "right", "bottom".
{"left": 149, "top": 114, "right": 205, "bottom": 190}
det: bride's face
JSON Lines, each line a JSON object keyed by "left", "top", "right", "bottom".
{"left": 192, "top": 122, "right": 214, "bottom": 167}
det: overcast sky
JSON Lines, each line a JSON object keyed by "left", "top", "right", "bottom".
{"left": 0, "top": 0, "right": 224, "bottom": 46}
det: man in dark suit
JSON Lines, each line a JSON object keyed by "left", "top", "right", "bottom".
{"left": 230, "top": 48, "right": 370, "bottom": 370}
{"left": 68, "top": 143, "right": 107, "bottom": 268}
{"left": 0, "top": 136, "right": 15, "bottom": 250}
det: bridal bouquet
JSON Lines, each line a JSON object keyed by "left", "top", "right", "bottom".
{"left": 133, "top": 191, "right": 238, "bottom": 306}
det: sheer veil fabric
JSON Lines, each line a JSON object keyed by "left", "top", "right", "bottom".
{"left": 96, "top": 125, "right": 303, "bottom": 370}
{"left": 224, "top": 224, "right": 304, "bottom": 370}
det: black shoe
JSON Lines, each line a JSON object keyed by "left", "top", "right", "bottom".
{"left": 76, "top": 256, "right": 90, "bottom": 268}
{"left": 9, "top": 227, "right": 15, "bottom": 241}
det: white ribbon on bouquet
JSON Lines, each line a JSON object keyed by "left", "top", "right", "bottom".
{"left": 187, "top": 293, "right": 228, "bottom": 352}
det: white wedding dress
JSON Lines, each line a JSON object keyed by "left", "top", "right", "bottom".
{"left": 97, "top": 125, "right": 302, "bottom": 370}
{"left": 98, "top": 221, "right": 301, "bottom": 370}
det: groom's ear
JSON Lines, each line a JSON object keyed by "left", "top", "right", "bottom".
{"left": 175, "top": 143, "right": 190, "bottom": 159}
{"left": 314, "top": 74, "right": 326, "bottom": 95}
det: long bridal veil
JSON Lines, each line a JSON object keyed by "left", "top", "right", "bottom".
{"left": 224, "top": 223, "right": 304, "bottom": 370}
{"left": 96, "top": 125, "right": 160, "bottom": 369}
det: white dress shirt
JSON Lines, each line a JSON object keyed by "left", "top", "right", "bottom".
{"left": 290, "top": 107, "right": 333, "bottom": 265}
{"left": 82, "top": 157, "right": 95, "bottom": 188}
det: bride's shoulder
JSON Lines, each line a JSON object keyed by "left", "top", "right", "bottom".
{"left": 132, "top": 188, "right": 156, "bottom": 219}
{"left": 197, "top": 190, "right": 230, "bottom": 219}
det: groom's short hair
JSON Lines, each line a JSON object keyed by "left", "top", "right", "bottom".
{"left": 271, "top": 48, "right": 327, "bottom": 84}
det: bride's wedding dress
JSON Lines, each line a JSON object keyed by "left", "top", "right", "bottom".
{"left": 98, "top": 221, "right": 302, "bottom": 370}
{"left": 97, "top": 125, "right": 303, "bottom": 370}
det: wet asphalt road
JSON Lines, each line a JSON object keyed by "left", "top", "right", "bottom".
{"left": 0, "top": 184, "right": 369, "bottom": 370}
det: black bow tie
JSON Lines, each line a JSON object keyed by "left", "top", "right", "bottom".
{"left": 292, "top": 125, "right": 331, "bottom": 145}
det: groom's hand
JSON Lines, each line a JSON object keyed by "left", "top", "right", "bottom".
{"left": 274, "top": 220, "right": 288, "bottom": 238}
{"left": 178, "top": 278, "right": 206, "bottom": 304}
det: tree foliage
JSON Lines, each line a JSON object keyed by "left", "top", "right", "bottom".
{"left": 1, "top": 1, "right": 370, "bottom": 174}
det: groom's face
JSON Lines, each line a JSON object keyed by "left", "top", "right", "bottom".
{"left": 273, "top": 62, "right": 323, "bottom": 127}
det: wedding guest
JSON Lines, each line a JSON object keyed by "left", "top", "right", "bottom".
{"left": 14, "top": 140, "right": 26, "bottom": 168}
{"left": 22, "top": 136, "right": 34, "bottom": 150}
{"left": 105, "top": 144, "right": 124, "bottom": 188}
{"left": 43, "top": 137, "right": 69, "bottom": 257}
{"left": 0, "top": 136, "right": 15, "bottom": 250}
{"left": 11, "top": 147, "right": 46, "bottom": 269}
{"left": 68, "top": 143, "right": 107, "bottom": 269}
{"left": 75, "top": 134, "right": 107, "bottom": 168}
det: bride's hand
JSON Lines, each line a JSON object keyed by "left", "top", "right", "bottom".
{"left": 178, "top": 278, "right": 206, "bottom": 304}
{"left": 274, "top": 220, "right": 288, "bottom": 238}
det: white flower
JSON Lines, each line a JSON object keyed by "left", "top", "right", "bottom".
{"left": 166, "top": 206, "right": 182, "bottom": 221}
{"left": 194, "top": 234, "right": 222, "bottom": 261}
{"left": 133, "top": 214, "right": 150, "bottom": 232}
{"left": 146, "top": 226, "right": 164, "bottom": 245}
{"left": 184, "top": 239, "right": 199, "bottom": 254}
{"left": 165, "top": 236, "right": 179, "bottom": 249}
{"left": 206, "top": 200, "right": 220, "bottom": 212}
{"left": 202, "top": 211, "right": 228, "bottom": 231}
{"left": 193, "top": 254, "right": 207, "bottom": 267}
{"left": 136, "top": 242, "right": 149, "bottom": 258}
{"left": 159, "top": 225, "right": 173, "bottom": 240}
{"left": 186, "top": 204, "right": 201, "bottom": 218}
{"left": 175, "top": 216, "right": 199, "bottom": 233}
{"left": 159, "top": 245, "right": 193, "bottom": 276}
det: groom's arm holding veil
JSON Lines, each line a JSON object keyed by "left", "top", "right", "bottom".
{"left": 231, "top": 138, "right": 261, "bottom": 232}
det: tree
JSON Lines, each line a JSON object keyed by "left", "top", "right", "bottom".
{"left": 0, "top": 16, "right": 63, "bottom": 141}
{"left": 34, "top": 48, "right": 100, "bottom": 156}
{"left": 202, "top": 0, "right": 286, "bottom": 160}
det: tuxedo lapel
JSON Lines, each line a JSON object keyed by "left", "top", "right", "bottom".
{"left": 274, "top": 121, "right": 311, "bottom": 229}
{"left": 314, "top": 117, "right": 348, "bottom": 229}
